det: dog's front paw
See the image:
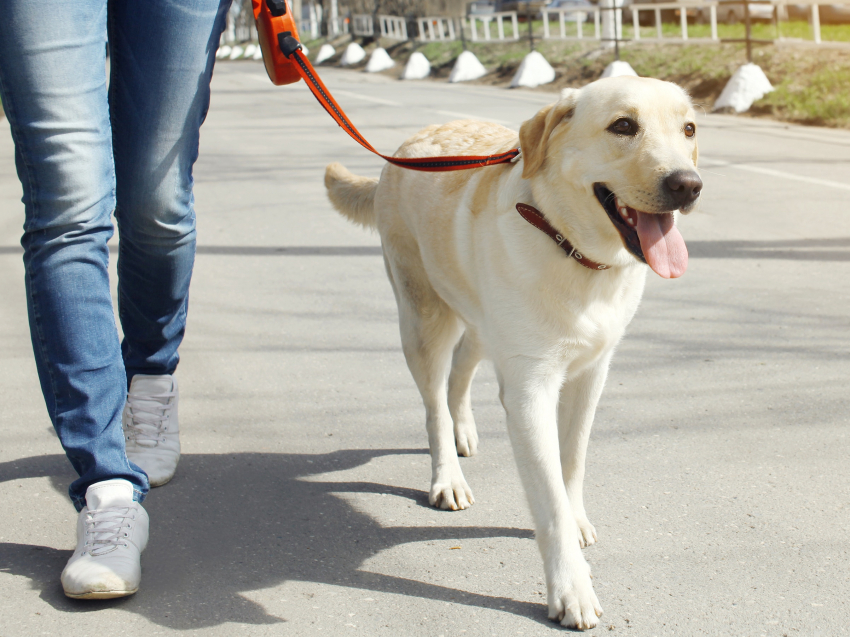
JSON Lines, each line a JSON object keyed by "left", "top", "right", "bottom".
{"left": 547, "top": 563, "right": 603, "bottom": 630}
{"left": 575, "top": 516, "right": 598, "bottom": 548}
{"left": 429, "top": 469, "right": 475, "bottom": 511}
{"left": 454, "top": 419, "right": 479, "bottom": 457}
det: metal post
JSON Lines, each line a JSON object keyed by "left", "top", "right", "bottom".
{"left": 744, "top": 0, "right": 752, "bottom": 62}
{"left": 680, "top": 4, "right": 688, "bottom": 40}
{"left": 528, "top": 1, "right": 535, "bottom": 50}
{"left": 633, "top": 7, "right": 640, "bottom": 40}
{"left": 710, "top": 5, "right": 718, "bottom": 40}
{"left": 773, "top": 3, "right": 780, "bottom": 40}
{"left": 811, "top": 3, "right": 821, "bottom": 44}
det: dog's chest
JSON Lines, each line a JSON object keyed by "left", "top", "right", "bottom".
{"left": 544, "top": 273, "right": 644, "bottom": 371}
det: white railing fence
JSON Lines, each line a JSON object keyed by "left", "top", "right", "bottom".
{"left": 469, "top": 11, "right": 521, "bottom": 41}
{"left": 218, "top": 0, "right": 850, "bottom": 49}
{"left": 351, "top": 14, "right": 407, "bottom": 40}
{"left": 629, "top": 1, "right": 719, "bottom": 41}
{"left": 351, "top": 14, "right": 374, "bottom": 37}
{"left": 379, "top": 15, "right": 409, "bottom": 40}
{"left": 541, "top": 8, "right": 601, "bottom": 40}
{"left": 418, "top": 16, "right": 458, "bottom": 41}
{"left": 327, "top": 15, "right": 350, "bottom": 36}
{"left": 540, "top": 0, "right": 849, "bottom": 46}
{"left": 776, "top": 0, "right": 849, "bottom": 44}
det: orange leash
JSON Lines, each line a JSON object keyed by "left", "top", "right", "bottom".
{"left": 252, "top": 0, "right": 519, "bottom": 172}
{"left": 279, "top": 37, "right": 521, "bottom": 172}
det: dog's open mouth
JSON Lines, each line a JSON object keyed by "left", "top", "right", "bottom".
{"left": 593, "top": 184, "right": 688, "bottom": 279}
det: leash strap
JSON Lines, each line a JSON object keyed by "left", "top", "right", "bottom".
{"left": 515, "top": 203, "right": 611, "bottom": 271}
{"left": 279, "top": 36, "right": 521, "bottom": 172}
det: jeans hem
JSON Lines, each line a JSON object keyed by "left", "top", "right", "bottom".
{"left": 71, "top": 486, "right": 147, "bottom": 512}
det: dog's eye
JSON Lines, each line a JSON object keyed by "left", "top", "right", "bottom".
{"left": 684, "top": 123, "right": 696, "bottom": 138}
{"left": 608, "top": 118, "right": 638, "bottom": 136}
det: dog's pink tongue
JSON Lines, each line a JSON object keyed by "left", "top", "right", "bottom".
{"left": 635, "top": 211, "right": 688, "bottom": 279}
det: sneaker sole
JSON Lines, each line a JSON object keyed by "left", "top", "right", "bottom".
{"left": 148, "top": 473, "right": 175, "bottom": 488}
{"left": 65, "top": 588, "right": 138, "bottom": 600}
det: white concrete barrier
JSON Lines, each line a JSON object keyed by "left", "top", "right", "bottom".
{"left": 449, "top": 50, "right": 488, "bottom": 82}
{"left": 316, "top": 43, "right": 336, "bottom": 64}
{"left": 510, "top": 50, "right": 555, "bottom": 88}
{"left": 340, "top": 42, "right": 366, "bottom": 66}
{"left": 601, "top": 60, "right": 638, "bottom": 77}
{"left": 366, "top": 48, "right": 395, "bottom": 72}
{"left": 714, "top": 63, "right": 774, "bottom": 112}
{"left": 401, "top": 52, "right": 431, "bottom": 80}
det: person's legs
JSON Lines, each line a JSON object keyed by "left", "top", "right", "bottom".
{"left": 0, "top": 0, "right": 148, "bottom": 511}
{"left": 109, "top": 0, "right": 230, "bottom": 380}
{"left": 109, "top": 0, "right": 230, "bottom": 486}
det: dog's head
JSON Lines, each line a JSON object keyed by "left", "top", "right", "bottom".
{"left": 518, "top": 76, "right": 700, "bottom": 279}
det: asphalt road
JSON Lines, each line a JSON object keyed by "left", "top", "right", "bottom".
{"left": 1, "top": 61, "right": 849, "bottom": 637}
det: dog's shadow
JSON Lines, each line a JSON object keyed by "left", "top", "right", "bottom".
{"left": 0, "top": 450, "right": 545, "bottom": 629}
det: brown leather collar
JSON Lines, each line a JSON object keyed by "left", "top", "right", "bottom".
{"left": 516, "top": 203, "right": 611, "bottom": 271}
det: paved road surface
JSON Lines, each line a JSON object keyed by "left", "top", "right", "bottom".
{"left": 1, "top": 62, "right": 849, "bottom": 636}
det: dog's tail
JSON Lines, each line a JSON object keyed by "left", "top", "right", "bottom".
{"left": 324, "top": 162, "right": 378, "bottom": 229}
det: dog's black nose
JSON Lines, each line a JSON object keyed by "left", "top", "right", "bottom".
{"left": 664, "top": 170, "right": 702, "bottom": 208}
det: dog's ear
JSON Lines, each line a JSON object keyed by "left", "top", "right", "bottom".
{"left": 519, "top": 89, "right": 580, "bottom": 179}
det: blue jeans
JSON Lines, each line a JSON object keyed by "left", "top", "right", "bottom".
{"left": 0, "top": 0, "right": 231, "bottom": 510}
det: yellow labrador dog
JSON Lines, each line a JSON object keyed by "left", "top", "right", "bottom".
{"left": 325, "top": 76, "right": 700, "bottom": 630}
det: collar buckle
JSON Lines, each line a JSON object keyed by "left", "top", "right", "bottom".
{"left": 516, "top": 203, "right": 612, "bottom": 273}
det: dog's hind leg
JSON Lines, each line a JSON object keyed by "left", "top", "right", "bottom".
{"left": 558, "top": 352, "right": 614, "bottom": 548}
{"left": 448, "top": 330, "right": 482, "bottom": 458}
{"left": 384, "top": 255, "right": 474, "bottom": 511}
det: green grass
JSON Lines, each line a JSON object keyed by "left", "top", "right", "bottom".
{"left": 471, "top": 18, "right": 850, "bottom": 43}
{"left": 623, "top": 20, "right": 850, "bottom": 42}
{"left": 758, "top": 64, "right": 850, "bottom": 125}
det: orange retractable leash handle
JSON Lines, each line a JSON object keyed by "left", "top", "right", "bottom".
{"left": 253, "top": 0, "right": 302, "bottom": 85}
{"left": 252, "top": 0, "right": 520, "bottom": 172}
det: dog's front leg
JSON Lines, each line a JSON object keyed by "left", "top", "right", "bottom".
{"left": 558, "top": 352, "right": 613, "bottom": 548}
{"left": 498, "top": 358, "right": 603, "bottom": 630}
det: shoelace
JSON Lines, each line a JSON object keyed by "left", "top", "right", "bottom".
{"left": 124, "top": 388, "right": 176, "bottom": 447}
{"left": 83, "top": 506, "right": 136, "bottom": 556}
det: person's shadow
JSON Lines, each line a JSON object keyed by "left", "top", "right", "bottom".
{"left": 0, "top": 449, "right": 545, "bottom": 629}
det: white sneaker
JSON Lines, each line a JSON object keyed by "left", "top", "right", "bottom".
{"left": 61, "top": 479, "right": 149, "bottom": 599}
{"left": 123, "top": 374, "right": 180, "bottom": 487}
